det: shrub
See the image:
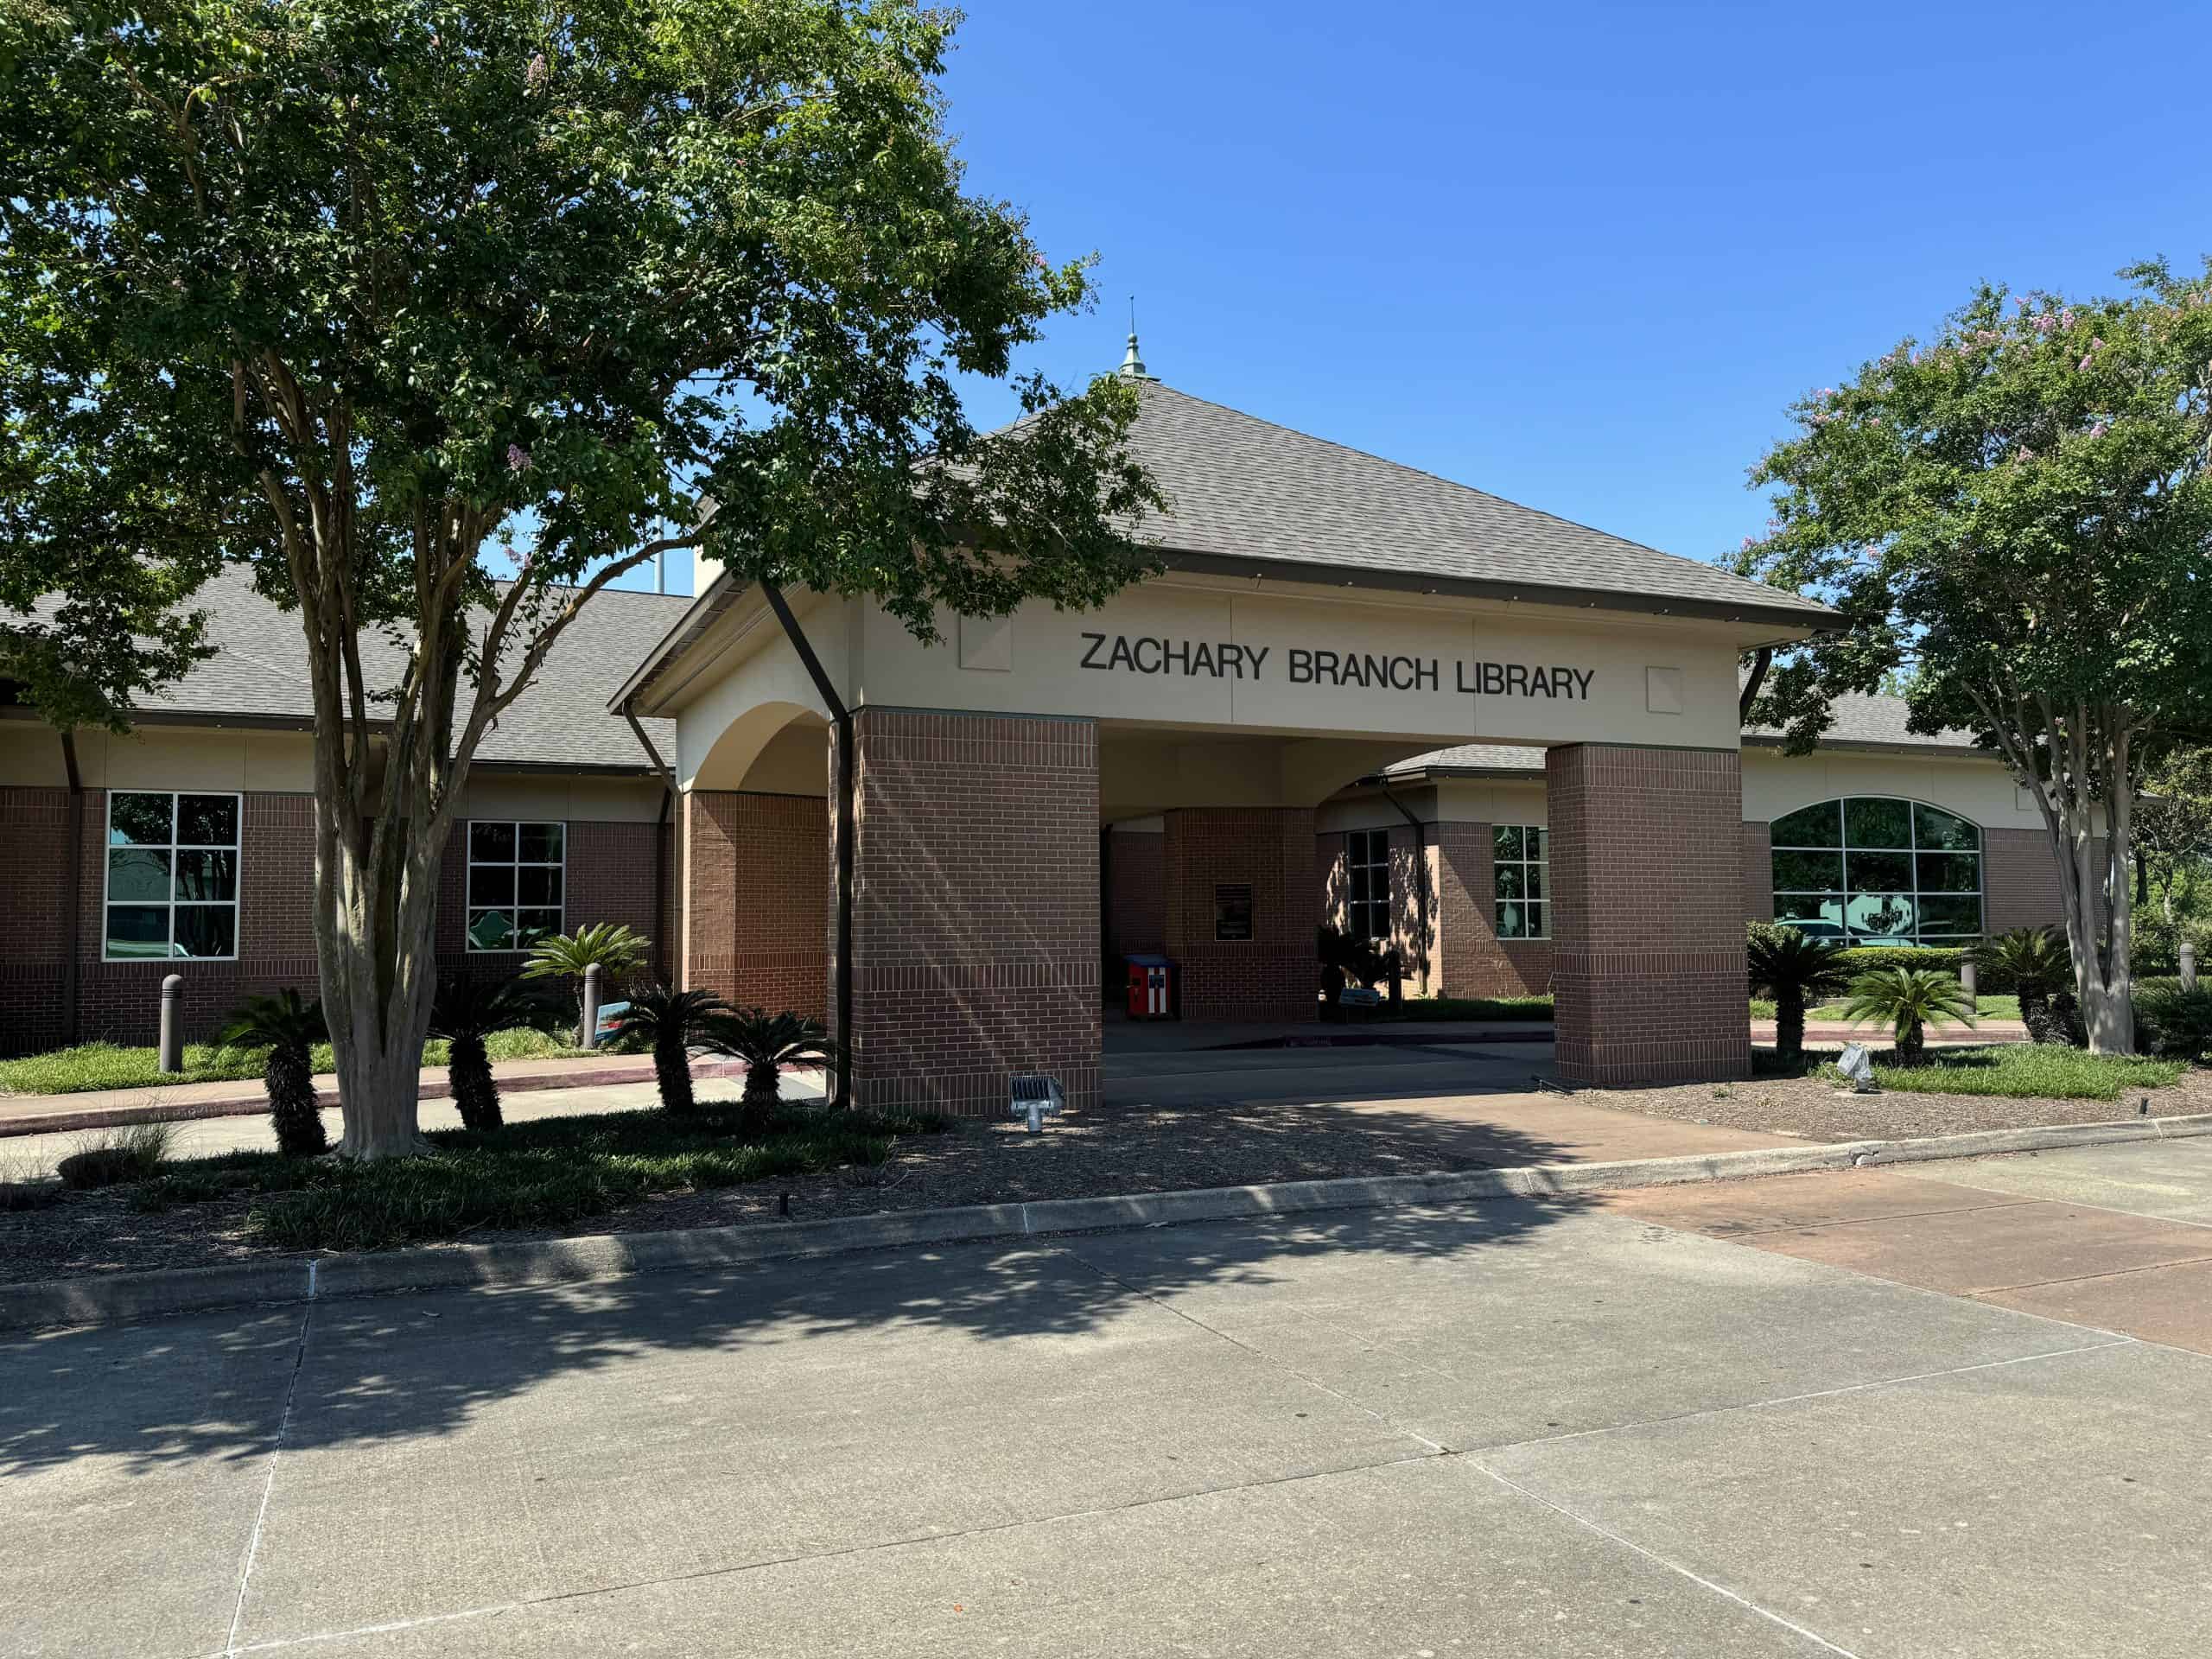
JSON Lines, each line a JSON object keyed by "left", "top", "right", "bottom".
{"left": 521, "top": 925, "right": 652, "bottom": 1038}
{"left": 716, "top": 1008, "right": 840, "bottom": 1131}
{"left": 613, "top": 985, "right": 735, "bottom": 1118}
{"left": 216, "top": 990, "right": 329, "bottom": 1157}
{"left": 427, "top": 976, "right": 560, "bottom": 1132}
{"left": 1974, "top": 927, "right": 2073, "bottom": 1042}
{"left": 55, "top": 1122, "right": 177, "bottom": 1189}
{"left": 2136, "top": 984, "right": 2212, "bottom": 1060}
{"left": 1840, "top": 968, "right": 1978, "bottom": 1065}
{"left": 1746, "top": 926, "right": 1850, "bottom": 1068}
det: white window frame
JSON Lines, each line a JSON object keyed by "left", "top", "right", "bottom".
{"left": 1345, "top": 828, "right": 1392, "bottom": 944}
{"left": 1769, "top": 796, "right": 1984, "bottom": 944}
{"left": 1494, "top": 824, "right": 1549, "bottom": 940}
{"left": 464, "top": 820, "right": 569, "bottom": 953}
{"left": 102, "top": 790, "right": 243, "bottom": 962}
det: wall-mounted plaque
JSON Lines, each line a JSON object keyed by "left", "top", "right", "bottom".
{"left": 1214, "top": 883, "right": 1254, "bottom": 943}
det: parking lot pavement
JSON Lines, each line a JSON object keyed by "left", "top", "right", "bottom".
{"left": 1609, "top": 1137, "right": 2212, "bottom": 1355}
{"left": 9, "top": 1156, "right": 2212, "bottom": 1657}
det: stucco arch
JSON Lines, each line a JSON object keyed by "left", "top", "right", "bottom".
{"left": 687, "top": 701, "right": 824, "bottom": 793}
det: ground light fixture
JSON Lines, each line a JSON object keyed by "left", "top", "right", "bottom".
{"left": 1835, "top": 1044, "right": 1880, "bottom": 1094}
{"left": 1010, "top": 1075, "right": 1065, "bottom": 1133}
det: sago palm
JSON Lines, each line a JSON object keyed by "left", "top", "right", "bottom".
{"left": 428, "top": 976, "right": 557, "bottom": 1133}
{"left": 717, "top": 1008, "right": 839, "bottom": 1131}
{"left": 520, "top": 922, "right": 652, "bottom": 1041}
{"left": 1974, "top": 925, "right": 2070, "bottom": 1044}
{"left": 1747, "top": 925, "right": 1851, "bottom": 1068}
{"left": 613, "top": 985, "right": 734, "bottom": 1119}
{"left": 216, "top": 989, "right": 329, "bottom": 1157}
{"left": 1841, "top": 968, "right": 1977, "bottom": 1065}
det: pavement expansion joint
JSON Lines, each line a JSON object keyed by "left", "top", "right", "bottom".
{"left": 1964, "top": 1254, "right": 2212, "bottom": 1298}
{"left": 225, "top": 1301, "right": 315, "bottom": 1657}
{"left": 1465, "top": 1457, "right": 1867, "bottom": 1657}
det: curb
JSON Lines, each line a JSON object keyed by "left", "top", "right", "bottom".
{"left": 6, "top": 1110, "right": 2209, "bottom": 1333}
{"left": 0, "top": 1058, "right": 749, "bottom": 1140}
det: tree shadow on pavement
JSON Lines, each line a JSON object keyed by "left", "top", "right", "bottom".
{"left": 0, "top": 1114, "right": 1598, "bottom": 1477}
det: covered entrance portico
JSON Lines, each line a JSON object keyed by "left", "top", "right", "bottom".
{"left": 617, "top": 554, "right": 1822, "bottom": 1114}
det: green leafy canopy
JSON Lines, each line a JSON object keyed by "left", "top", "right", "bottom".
{"left": 1737, "top": 260, "right": 2212, "bottom": 755}
{"left": 0, "top": 0, "right": 1166, "bottom": 733}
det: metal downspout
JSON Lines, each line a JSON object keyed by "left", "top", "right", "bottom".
{"left": 1378, "top": 777, "right": 1431, "bottom": 996}
{"left": 757, "top": 581, "right": 855, "bottom": 1111}
{"left": 620, "top": 709, "right": 677, "bottom": 987}
{"left": 60, "top": 729, "right": 84, "bottom": 1044}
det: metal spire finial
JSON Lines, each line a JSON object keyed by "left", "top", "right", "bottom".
{"left": 1117, "top": 296, "right": 1156, "bottom": 382}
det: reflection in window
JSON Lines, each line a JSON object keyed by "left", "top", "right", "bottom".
{"left": 1770, "top": 798, "right": 1982, "bottom": 943}
{"left": 105, "top": 791, "right": 241, "bottom": 960}
{"left": 466, "top": 821, "right": 566, "bottom": 951}
{"left": 1494, "top": 825, "right": 1549, "bottom": 939}
{"left": 1345, "top": 829, "right": 1390, "bottom": 943}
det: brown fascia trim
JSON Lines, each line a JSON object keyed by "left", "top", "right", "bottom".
{"left": 1739, "top": 734, "right": 1990, "bottom": 760}
{"left": 1157, "top": 550, "right": 1839, "bottom": 637}
{"left": 608, "top": 573, "right": 745, "bottom": 713}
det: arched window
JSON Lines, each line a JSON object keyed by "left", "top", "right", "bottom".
{"left": 1769, "top": 798, "right": 1982, "bottom": 944}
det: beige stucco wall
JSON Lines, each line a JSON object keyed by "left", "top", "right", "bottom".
{"left": 851, "top": 576, "right": 1756, "bottom": 750}
{"left": 1740, "top": 746, "right": 2042, "bottom": 832}
{"left": 0, "top": 722, "right": 318, "bottom": 791}
{"left": 454, "top": 772, "right": 667, "bottom": 823}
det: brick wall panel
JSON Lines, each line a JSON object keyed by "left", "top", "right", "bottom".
{"left": 683, "top": 791, "right": 828, "bottom": 1017}
{"left": 838, "top": 710, "right": 1099, "bottom": 1116}
{"left": 1162, "top": 806, "right": 1317, "bottom": 1023}
{"left": 1548, "top": 746, "right": 1751, "bottom": 1086}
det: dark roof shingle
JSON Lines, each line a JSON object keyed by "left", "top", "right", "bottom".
{"left": 1119, "top": 384, "right": 1833, "bottom": 624}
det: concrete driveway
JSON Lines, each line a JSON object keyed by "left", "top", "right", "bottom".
{"left": 8, "top": 1137, "right": 2212, "bottom": 1656}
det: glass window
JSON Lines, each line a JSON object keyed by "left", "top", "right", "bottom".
{"left": 1770, "top": 797, "right": 1981, "bottom": 943}
{"left": 466, "top": 821, "right": 565, "bottom": 951}
{"left": 1495, "top": 824, "right": 1549, "bottom": 940}
{"left": 1345, "top": 829, "right": 1390, "bottom": 944}
{"left": 104, "top": 791, "right": 241, "bottom": 959}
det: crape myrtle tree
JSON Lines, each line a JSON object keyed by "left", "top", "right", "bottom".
{"left": 1738, "top": 262, "right": 2212, "bottom": 1054}
{"left": 0, "top": 0, "right": 1163, "bottom": 1157}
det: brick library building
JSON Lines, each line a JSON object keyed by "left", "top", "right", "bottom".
{"left": 0, "top": 371, "right": 2073, "bottom": 1108}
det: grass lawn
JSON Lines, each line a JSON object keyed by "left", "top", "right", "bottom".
{"left": 1749, "top": 995, "right": 2022, "bottom": 1021}
{"left": 0, "top": 1027, "right": 597, "bottom": 1097}
{"left": 1827, "top": 1044, "right": 2187, "bottom": 1101}
{"left": 124, "top": 1103, "right": 948, "bottom": 1251}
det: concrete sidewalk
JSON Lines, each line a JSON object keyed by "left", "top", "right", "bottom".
{"left": 0, "top": 1051, "right": 747, "bottom": 1139}
{"left": 8, "top": 1144, "right": 2207, "bottom": 1657}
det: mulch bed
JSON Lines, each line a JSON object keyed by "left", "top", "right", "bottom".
{"left": 9, "top": 1069, "right": 2207, "bottom": 1289}
{"left": 1601, "top": 1065, "right": 2212, "bottom": 1144}
{"left": 0, "top": 1096, "right": 1518, "bottom": 1287}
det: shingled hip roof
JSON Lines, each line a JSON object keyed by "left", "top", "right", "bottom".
{"left": 1113, "top": 384, "right": 1834, "bottom": 629}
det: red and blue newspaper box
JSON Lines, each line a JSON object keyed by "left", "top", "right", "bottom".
{"left": 1124, "top": 954, "right": 1176, "bottom": 1020}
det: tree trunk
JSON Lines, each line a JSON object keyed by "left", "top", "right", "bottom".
{"left": 314, "top": 791, "right": 450, "bottom": 1160}
{"left": 1777, "top": 991, "right": 1806, "bottom": 1068}
{"left": 1899, "top": 1017, "right": 1924, "bottom": 1065}
{"left": 655, "top": 1029, "right": 696, "bottom": 1118}
{"left": 449, "top": 1035, "right": 500, "bottom": 1133}
{"left": 267, "top": 1043, "right": 327, "bottom": 1158}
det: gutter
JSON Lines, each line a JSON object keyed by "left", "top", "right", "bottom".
{"left": 757, "top": 581, "right": 855, "bottom": 1112}
{"left": 1377, "top": 777, "right": 1432, "bottom": 994}
{"left": 59, "top": 729, "right": 83, "bottom": 1045}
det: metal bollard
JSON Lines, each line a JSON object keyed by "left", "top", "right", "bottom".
{"left": 1959, "top": 957, "right": 1977, "bottom": 1001}
{"left": 158, "top": 974, "right": 184, "bottom": 1073}
{"left": 579, "top": 963, "right": 602, "bottom": 1051}
{"left": 2183, "top": 941, "right": 2199, "bottom": 994}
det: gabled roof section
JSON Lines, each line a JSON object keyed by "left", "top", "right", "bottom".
{"left": 1117, "top": 384, "right": 1834, "bottom": 629}
{"left": 14, "top": 567, "right": 689, "bottom": 770}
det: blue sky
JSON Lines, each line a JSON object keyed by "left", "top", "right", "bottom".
{"left": 630, "top": 0, "right": 2212, "bottom": 593}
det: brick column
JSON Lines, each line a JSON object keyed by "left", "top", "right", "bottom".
{"left": 681, "top": 791, "right": 828, "bottom": 1017}
{"left": 1162, "top": 807, "right": 1317, "bottom": 1022}
{"left": 840, "top": 709, "right": 1099, "bottom": 1115}
{"left": 1547, "top": 745, "right": 1749, "bottom": 1085}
